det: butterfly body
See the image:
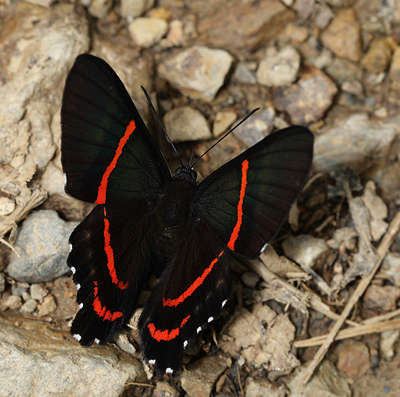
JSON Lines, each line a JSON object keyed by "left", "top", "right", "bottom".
{"left": 61, "top": 54, "right": 314, "bottom": 374}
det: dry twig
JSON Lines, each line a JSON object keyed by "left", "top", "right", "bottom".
{"left": 296, "top": 211, "right": 400, "bottom": 387}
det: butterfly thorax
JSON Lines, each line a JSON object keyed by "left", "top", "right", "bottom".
{"left": 159, "top": 178, "right": 196, "bottom": 230}
{"left": 173, "top": 165, "right": 197, "bottom": 184}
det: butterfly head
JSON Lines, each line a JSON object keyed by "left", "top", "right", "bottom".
{"left": 173, "top": 165, "right": 197, "bottom": 184}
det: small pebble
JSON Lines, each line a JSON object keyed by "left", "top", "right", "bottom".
{"left": 241, "top": 272, "right": 260, "bottom": 289}
{"left": 0, "top": 197, "right": 15, "bottom": 217}
{"left": 38, "top": 295, "right": 57, "bottom": 316}
{"left": 361, "top": 37, "right": 396, "bottom": 73}
{"left": 233, "top": 62, "right": 257, "bottom": 84}
{"left": 22, "top": 291, "right": 31, "bottom": 302}
{"left": 256, "top": 46, "right": 300, "bottom": 87}
{"left": 4, "top": 295, "right": 23, "bottom": 310}
{"left": 213, "top": 111, "right": 236, "bottom": 138}
{"left": 128, "top": 17, "right": 168, "bottom": 48}
{"left": 11, "top": 282, "right": 30, "bottom": 297}
{"left": 321, "top": 9, "right": 362, "bottom": 62}
{"left": 120, "top": 0, "right": 155, "bottom": 20}
{"left": 389, "top": 47, "right": 400, "bottom": 93}
{"left": 163, "top": 107, "right": 211, "bottom": 142}
{"left": 0, "top": 273, "right": 5, "bottom": 293}
{"left": 88, "top": 0, "right": 113, "bottom": 19}
{"left": 30, "top": 284, "right": 48, "bottom": 301}
{"left": 157, "top": 46, "right": 233, "bottom": 101}
{"left": 337, "top": 341, "right": 371, "bottom": 380}
{"left": 20, "top": 298, "right": 38, "bottom": 314}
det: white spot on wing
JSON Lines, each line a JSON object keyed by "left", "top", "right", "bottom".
{"left": 94, "top": 338, "right": 100, "bottom": 344}
{"left": 63, "top": 173, "right": 67, "bottom": 186}
{"left": 196, "top": 326, "right": 202, "bottom": 333}
{"left": 222, "top": 299, "right": 228, "bottom": 308}
{"left": 73, "top": 334, "right": 82, "bottom": 342}
{"left": 183, "top": 340, "right": 188, "bottom": 348}
{"left": 76, "top": 284, "right": 81, "bottom": 290}
{"left": 79, "top": 303, "right": 83, "bottom": 309}
{"left": 166, "top": 368, "right": 173, "bottom": 374}
{"left": 260, "top": 242, "right": 269, "bottom": 253}
{"left": 69, "top": 244, "right": 73, "bottom": 253}
{"left": 149, "top": 359, "right": 155, "bottom": 365}
{"left": 71, "top": 266, "right": 76, "bottom": 274}
{"left": 208, "top": 316, "right": 214, "bottom": 323}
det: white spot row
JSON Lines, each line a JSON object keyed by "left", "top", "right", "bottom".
{"left": 76, "top": 284, "right": 81, "bottom": 290}
{"left": 79, "top": 303, "right": 83, "bottom": 309}
{"left": 94, "top": 338, "right": 100, "bottom": 344}
{"left": 69, "top": 244, "right": 73, "bottom": 253}
{"left": 222, "top": 299, "right": 228, "bottom": 308}
{"left": 73, "top": 334, "right": 82, "bottom": 342}
{"left": 71, "top": 266, "right": 76, "bottom": 275}
{"left": 260, "top": 242, "right": 269, "bottom": 253}
{"left": 63, "top": 173, "right": 67, "bottom": 187}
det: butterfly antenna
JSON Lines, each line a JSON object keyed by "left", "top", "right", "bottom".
{"left": 190, "top": 107, "right": 260, "bottom": 168}
{"left": 141, "top": 86, "right": 184, "bottom": 168}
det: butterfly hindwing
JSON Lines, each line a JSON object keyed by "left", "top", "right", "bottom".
{"left": 61, "top": 54, "right": 171, "bottom": 204}
{"left": 69, "top": 199, "right": 157, "bottom": 345}
{"left": 196, "top": 127, "right": 314, "bottom": 258}
{"left": 139, "top": 218, "right": 231, "bottom": 374}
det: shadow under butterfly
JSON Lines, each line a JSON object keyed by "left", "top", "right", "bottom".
{"left": 61, "top": 54, "right": 314, "bottom": 374}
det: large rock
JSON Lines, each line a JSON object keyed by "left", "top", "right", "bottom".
{"left": 0, "top": 313, "right": 146, "bottom": 396}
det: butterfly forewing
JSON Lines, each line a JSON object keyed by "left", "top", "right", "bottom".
{"left": 196, "top": 127, "right": 314, "bottom": 258}
{"left": 61, "top": 54, "right": 171, "bottom": 204}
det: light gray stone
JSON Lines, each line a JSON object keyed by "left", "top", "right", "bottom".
{"left": 120, "top": 0, "right": 155, "bottom": 20}
{"left": 256, "top": 46, "right": 300, "bottom": 87}
{"left": 128, "top": 17, "right": 168, "bottom": 48}
{"left": 7, "top": 210, "right": 78, "bottom": 283}
{"left": 164, "top": 106, "right": 211, "bottom": 142}
{"left": 0, "top": 314, "right": 146, "bottom": 396}
{"left": 158, "top": 46, "right": 233, "bottom": 101}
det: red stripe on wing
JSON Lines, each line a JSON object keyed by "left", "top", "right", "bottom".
{"left": 95, "top": 120, "right": 136, "bottom": 204}
{"left": 93, "top": 281, "right": 123, "bottom": 321}
{"left": 148, "top": 315, "right": 191, "bottom": 342}
{"left": 227, "top": 159, "right": 249, "bottom": 250}
{"left": 162, "top": 251, "right": 224, "bottom": 307}
{"left": 103, "top": 208, "right": 128, "bottom": 290}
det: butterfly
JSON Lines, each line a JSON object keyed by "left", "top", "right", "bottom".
{"left": 61, "top": 54, "right": 314, "bottom": 374}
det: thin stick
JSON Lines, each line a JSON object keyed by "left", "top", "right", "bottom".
{"left": 247, "top": 259, "right": 359, "bottom": 327}
{"left": 0, "top": 237, "right": 20, "bottom": 257}
{"left": 297, "top": 211, "right": 400, "bottom": 387}
{"left": 294, "top": 318, "right": 400, "bottom": 348}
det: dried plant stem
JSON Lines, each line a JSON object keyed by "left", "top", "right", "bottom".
{"left": 294, "top": 318, "right": 400, "bottom": 348}
{"left": 247, "top": 260, "right": 358, "bottom": 327}
{"left": 296, "top": 211, "right": 400, "bottom": 388}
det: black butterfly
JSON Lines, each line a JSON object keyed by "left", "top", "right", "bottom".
{"left": 61, "top": 54, "right": 314, "bottom": 374}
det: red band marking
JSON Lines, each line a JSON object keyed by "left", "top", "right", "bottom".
{"left": 148, "top": 315, "right": 191, "bottom": 342}
{"left": 93, "top": 281, "right": 123, "bottom": 321}
{"left": 103, "top": 208, "right": 128, "bottom": 290}
{"left": 162, "top": 251, "right": 224, "bottom": 307}
{"left": 227, "top": 160, "right": 249, "bottom": 251}
{"left": 95, "top": 120, "right": 136, "bottom": 204}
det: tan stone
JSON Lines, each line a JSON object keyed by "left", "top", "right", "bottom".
{"left": 321, "top": 9, "right": 362, "bottom": 62}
